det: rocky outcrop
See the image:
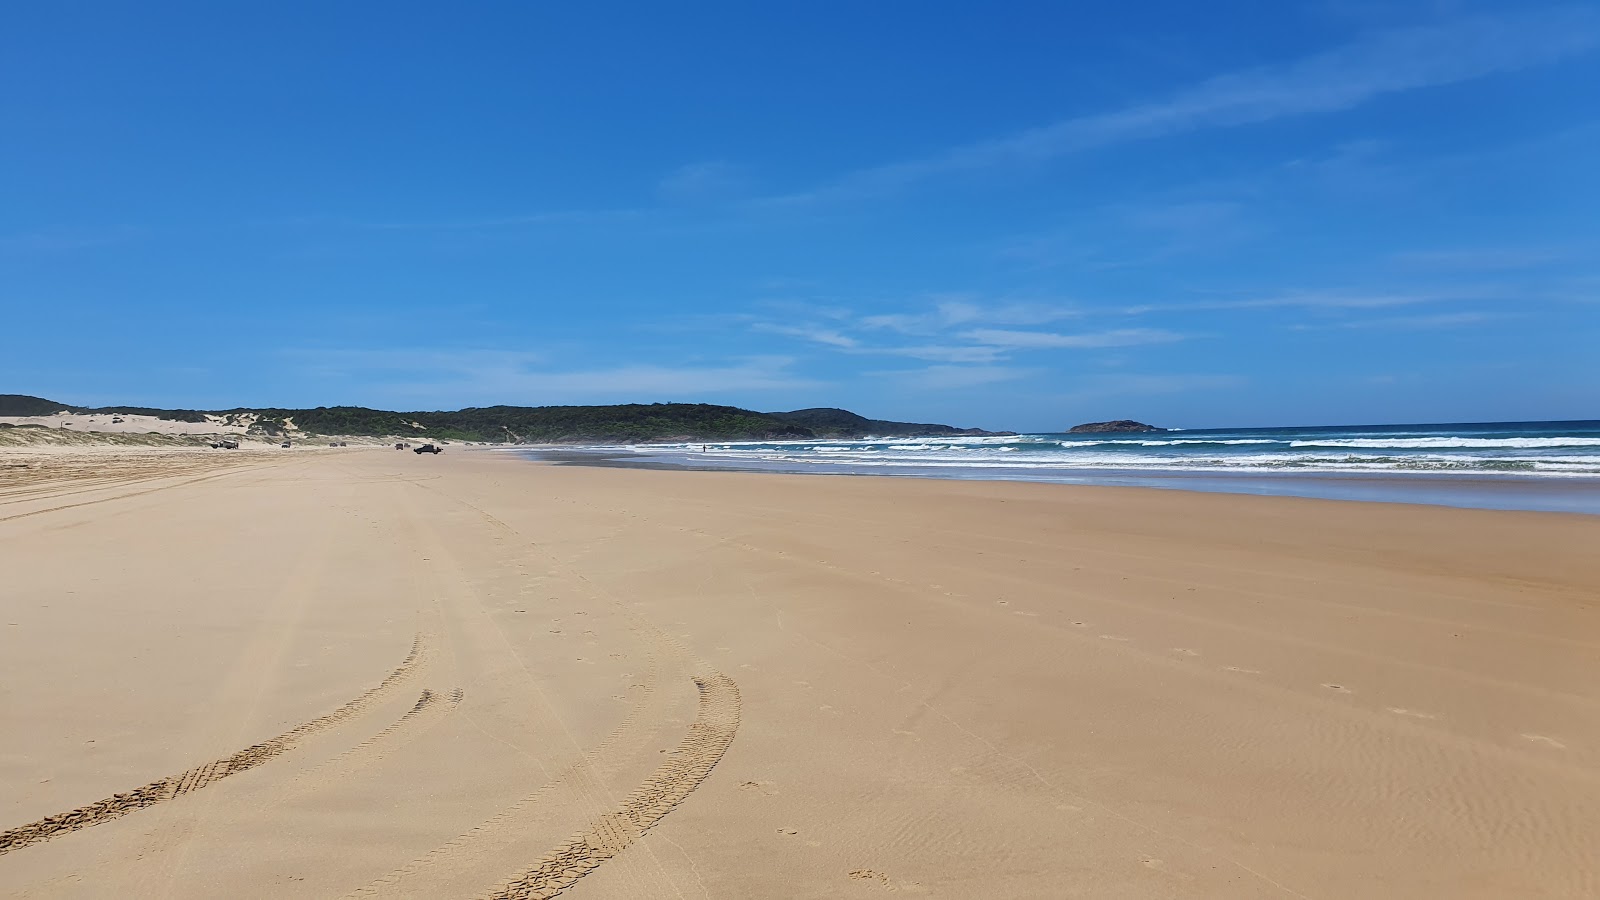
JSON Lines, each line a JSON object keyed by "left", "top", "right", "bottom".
{"left": 1067, "top": 420, "right": 1161, "bottom": 434}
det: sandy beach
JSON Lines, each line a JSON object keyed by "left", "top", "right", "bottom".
{"left": 2, "top": 448, "right": 1597, "bottom": 898}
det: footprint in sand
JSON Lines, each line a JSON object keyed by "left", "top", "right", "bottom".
{"left": 849, "top": 869, "right": 927, "bottom": 893}
{"left": 1521, "top": 734, "right": 1567, "bottom": 749}
{"left": 1071, "top": 621, "right": 1088, "bottom": 627}
{"left": 1141, "top": 857, "right": 1194, "bottom": 882}
{"left": 1172, "top": 647, "right": 1200, "bottom": 656}
{"left": 1322, "top": 683, "right": 1353, "bottom": 693}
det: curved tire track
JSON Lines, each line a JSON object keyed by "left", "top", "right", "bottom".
{"left": 275, "top": 686, "right": 465, "bottom": 803}
{"left": 487, "top": 673, "right": 741, "bottom": 900}
{"left": 346, "top": 651, "right": 666, "bottom": 898}
{"left": 363, "top": 481, "right": 740, "bottom": 899}
{"left": 0, "top": 633, "right": 429, "bottom": 857}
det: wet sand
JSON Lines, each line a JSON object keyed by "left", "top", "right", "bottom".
{"left": 2, "top": 448, "right": 1597, "bottom": 898}
{"left": 527, "top": 447, "right": 1600, "bottom": 515}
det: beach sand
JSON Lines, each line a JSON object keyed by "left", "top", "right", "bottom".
{"left": 2, "top": 449, "right": 1597, "bottom": 898}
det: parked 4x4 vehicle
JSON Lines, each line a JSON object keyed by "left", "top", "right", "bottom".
{"left": 413, "top": 443, "right": 442, "bottom": 454}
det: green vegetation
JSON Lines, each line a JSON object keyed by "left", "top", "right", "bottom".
{"left": 92, "top": 406, "right": 210, "bottom": 423}
{"left": 766, "top": 407, "right": 994, "bottom": 438}
{"left": 0, "top": 394, "right": 72, "bottom": 416}
{"left": 1, "top": 395, "right": 1002, "bottom": 443}
{"left": 0, "top": 395, "right": 210, "bottom": 422}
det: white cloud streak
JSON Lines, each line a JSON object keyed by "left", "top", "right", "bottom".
{"left": 751, "top": 302, "right": 1184, "bottom": 366}
{"left": 774, "top": 6, "right": 1599, "bottom": 203}
{"left": 1296, "top": 311, "right": 1505, "bottom": 330}
{"left": 864, "top": 345, "right": 1011, "bottom": 364}
{"left": 359, "top": 209, "right": 647, "bottom": 231}
{"left": 753, "top": 323, "right": 860, "bottom": 348}
{"left": 657, "top": 161, "right": 751, "bottom": 204}
{"left": 286, "top": 349, "right": 819, "bottom": 404}
{"left": 963, "top": 328, "right": 1187, "bottom": 349}
{"left": 1119, "top": 289, "right": 1474, "bottom": 315}
{"left": 874, "top": 365, "right": 1036, "bottom": 390}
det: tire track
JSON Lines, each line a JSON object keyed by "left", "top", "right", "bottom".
{"left": 368, "top": 480, "right": 740, "bottom": 899}
{"left": 0, "top": 633, "right": 429, "bottom": 857}
{"left": 486, "top": 672, "right": 741, "bottom": 900}
{"left": 273, "top": 687, "right": 465, "bottom": 804}
{"left": 345, "top": 653, "right": 666, "bottom": 898}
{"left": 0, "top": 467, "right": 263, "bottom": 523}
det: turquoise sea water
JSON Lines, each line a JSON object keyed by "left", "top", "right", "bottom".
{"left": 521, "top": 420, "right": 1600, "bottom": 514}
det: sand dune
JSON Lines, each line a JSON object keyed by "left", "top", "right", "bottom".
{"left": 0, "top": 412, "right": 248, "bottom": 437}
{"left": 1, "top": 449, "right": 1596, "bottom": 897}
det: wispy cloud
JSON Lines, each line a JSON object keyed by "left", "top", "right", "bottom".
{"left": 1120, "top": 289, "right": 1474, "bottom": 315}
{"left": 658, "top": 161, "right": 751, "bottom": 204}
{"left": 286, "top": 348, "right": 543, "bottom": 378}
{"left": 1296, "top": 311, "right": 1506, "bottom": 330}
{"left": 745, "top": 294, "right": 1210, "bottom": 370}
{"left": 1390, "top": 245, "right": 1582, "bottom": 271}
{"left": 753, "top": 323, "right": 860, "bottom": 348}
{"left": 356, "top": 209, "right": 647, "bottom": 231}
{"left": 866, "top": 345, "right": 1011, "bottom": 364}
{"left": 773, "top": 6, "right": 1599, "bottom": 203}
{"left": 0, "top": 225, "right": 145, "bottom": 253}
{"left": 859, "top": 299, "right": 1077, "bottom": 335}
{"left": 963, "top": 328, "right": 1187, "bottom": 349}
{"left": 873, "top": 365, "right": 1036, "bottom": 390}
{"left": 493, "top": 359, "right": 817, "bottom": 397}
{"left": 285, "top": 348, "right": 819, "bottom": 404}
{"left": 749, "top": 298, "right": 1126, "bottom": 365}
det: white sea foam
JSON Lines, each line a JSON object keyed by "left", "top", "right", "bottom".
{"left": 640, "top": 446, "right": 1600, "bottom": 476}
{"left": 1290, "top": 437, "right": 1600, "bottom": 449}
{"left": 599, "top": 425, "right": 1600, "bottom": 480}
{"left": 1064, "top": 438, "right": 1280, "bottom": 447}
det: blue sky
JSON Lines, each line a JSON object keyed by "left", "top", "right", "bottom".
{"left": 3, "top": 1, "right": 1596, "bottom": 431}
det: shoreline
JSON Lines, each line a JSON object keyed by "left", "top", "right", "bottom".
{"left": 511, "top": 447, "right": 1600, "bottom": 515}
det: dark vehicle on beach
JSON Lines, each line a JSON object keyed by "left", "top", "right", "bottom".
{"left": 414, "top": 443, "right": 442, "bottom": 454}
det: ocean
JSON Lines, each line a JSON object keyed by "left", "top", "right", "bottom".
{"left": 521, "top": 419, "right": 1600, "bottom": 514}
